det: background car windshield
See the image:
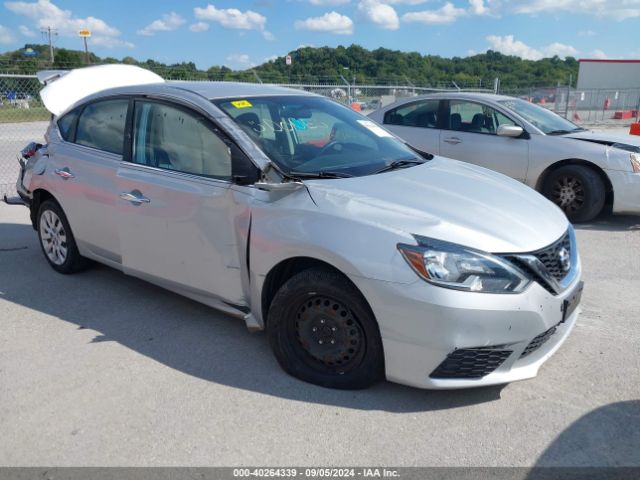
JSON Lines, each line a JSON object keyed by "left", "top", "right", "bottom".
{"left": 498, "top": 98, "right": 581, "bottom": 134}
{"left": 215, "top": 96, "right": 422, "bottom": 177}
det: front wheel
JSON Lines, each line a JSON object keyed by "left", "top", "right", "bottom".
{"left": 267, "top": 268, "right": 384, "bottom": 389}
{"left": 542, "top": 165, "right": 606, "bottom": 223}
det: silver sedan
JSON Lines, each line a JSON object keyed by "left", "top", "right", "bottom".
{"left": 8, "top": 66, "right": 583, "bottom": 390}
{"left": 369, "top": 92, "right": 640, "bottom": 222}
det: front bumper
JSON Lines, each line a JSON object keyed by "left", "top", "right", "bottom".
{"left": 354, "top": 266, "right": 582, "bottom": 389}
{"left": 608, "top": 169, "right": 640, "bottom": 214}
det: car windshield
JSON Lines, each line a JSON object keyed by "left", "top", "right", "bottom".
{"left": 214, "top": 95, "right": 424, "bottom": 178}
{"left": 498, "top": 98, "right": 585, "bottom": 135}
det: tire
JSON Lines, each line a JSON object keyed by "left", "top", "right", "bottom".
{"left": 542, "top": 164, "right": 606, "bottom": 223}
{"left": 37, "top": 199, "right": 90, "bottom": 274}
{"left": 267, "top": 268, "right": 384, "bottom": 389}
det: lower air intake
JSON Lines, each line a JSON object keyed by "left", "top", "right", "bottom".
{"left": 429, "top": 347, "right": 513, "bottom": 379}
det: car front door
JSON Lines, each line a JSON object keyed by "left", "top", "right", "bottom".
{"left": 380, "top": 98, "right": 442, "bottom": 154}
{"left": 115, "top": 99, "right": 245, "bottom": 305}
{"left": 47, "top": 98, "right": 129, "bottom": 263}
{"left": 439, "top": 99, "right": 530, "bottom": 182}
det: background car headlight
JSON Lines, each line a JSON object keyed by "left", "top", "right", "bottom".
{"left": 397, "top": 236, "right": 531, "bottom": 294}
{"left": 631, "top": 153, "right": 640, "bottom": 173}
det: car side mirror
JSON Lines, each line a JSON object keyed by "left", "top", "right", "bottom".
{"left": 497, "top": 125, "right": 524, "bottom": 138}
{"left": 230, "top": 143, "right": 261, "bottom": 186}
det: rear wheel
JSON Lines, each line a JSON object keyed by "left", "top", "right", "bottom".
{"left": 267, "top": 268, "right": 384, "bottom": 389}
{"left": 37, "top": 200, "right": 89, "bottom": 274}
{"left": 542, "top": 165, "right": 605, "bottom": 223}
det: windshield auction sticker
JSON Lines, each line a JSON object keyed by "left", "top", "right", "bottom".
{"left": 357, "top": 120, "right": 393, "bottom": 138}
{"left": 231, "top": 100, "right": 253, "bottom": 109}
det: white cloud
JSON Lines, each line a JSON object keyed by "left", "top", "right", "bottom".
{"left": 485, "top": 35, "right": 577, "bottom": 60}
{"left": 263, "top": 54, "right": 279, "bottom": 62}
{"left": 309, "top": 0, "right": 350, "bottom": 4}
{"left": 194, "top": 4, "right": 267, "bottom": 30}
{"left": 18, "top": 24, "right": 35, "bottom": 37}
{"left": 468, "top": 0, "right": 490, "bottom": 15}
{"left": 226, "top": 53, "right": 254, "bottom": 68}
{"left": 402, "top": 2, "right": 467, "bottom": 24}
{"left": 543, "top": 41, "right": 578, "bottom": 58}
{"left": 189, "top": 22, "right": 210, "bottom": 32}
{"left": 509, "top": 0, "right": 640, "bottom": 20}
{"left": 295, "top": 11, "right": 354, "bottom": 34}
{"left": 486, "top": 34, "right": 542, "bottom": 59}
{"left": 5, "top": 0, "right": 131, "bottom": 48}
{"left": 263, "top": 30, "right": 275, "bottom": 40}
{"left": 590, "top": 49, "right": 608, "bottom": 59}
{"left": 0, "top": 25, "right": 14, "bottom": 44}
{"left": 385, "top": 0, "right": 430, "bottom": 4}
{"left": 578, "top": 29, "right": 596, "bottom": 37}
{"left": 137, "top": 12, "right": 185, "bottom": 36}
{"left": 91, "top": 36, "right": 134, "bottom": 49}
{"left": 357, "top": 0, "right": 400, "bottom": 30}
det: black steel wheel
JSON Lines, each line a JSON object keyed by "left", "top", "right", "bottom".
{"left": 267, "top": 268, "right": 384, "bottom": 389}
{"left": 542, "top": 164, "right": 605, "bottom": 223}
{"left": 293, "top": 296, "right": 366, "bottom": 374}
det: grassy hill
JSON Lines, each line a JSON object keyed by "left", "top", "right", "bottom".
{"left": 0, "top": 43, "right": 578, "bottom": 89}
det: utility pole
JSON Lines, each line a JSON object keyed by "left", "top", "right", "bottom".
{"left": 41, "top": 26, "right": 57, "bottom": 64}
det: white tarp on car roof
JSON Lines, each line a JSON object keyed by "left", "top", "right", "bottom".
{"left": 39, "top": 64, "right": 164, "bottom": 116}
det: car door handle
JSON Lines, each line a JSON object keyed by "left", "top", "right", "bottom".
{"left": 119, "top": 192, "right": 151, "bottom": 204}
{"left": 444, "top": 137, "right": 462, "bottom": 145}
{"left": 54, "top": 168, "right": 75, "bottom": 179}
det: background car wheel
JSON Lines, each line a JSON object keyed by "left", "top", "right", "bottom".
{"left": 542, "top": 165, "right": 605, "bottom": 223}
{"left": 267, "top": 267, "right": 384, "bottom": 389}
{"left": 37, "top": 200, "right": 90, "bottom": 274}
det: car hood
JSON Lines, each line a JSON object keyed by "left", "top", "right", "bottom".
{"left": 305, "top": 158, "right": 568, "bottom": 254}
{"left": 565, "top": 130, "right": 640, "bottom": 151}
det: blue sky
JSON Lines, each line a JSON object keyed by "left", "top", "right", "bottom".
{"left": 0, "top": 0, "right": 638, "bottom": 69}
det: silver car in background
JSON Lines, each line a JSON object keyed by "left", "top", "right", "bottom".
{"left": 9, "top": 66, "right": 583, "bottom": 390}
{"left": 369, "top": 93, "right": 640, "bottom": 222}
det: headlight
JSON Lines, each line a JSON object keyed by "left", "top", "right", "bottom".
{"left": 631, "top": 153, "right": 640, "bottom": 173}
{"left": 397, "top": 236, "right": 531, "bottom": 294}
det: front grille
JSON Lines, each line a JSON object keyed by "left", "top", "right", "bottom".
{"left": 502, "top": 230, "right": 573, "bottom": 295}
{"left": 532, "top": 231, "right": 572, "bottom": 281}
{"left": 520, "top": 323, "right": 559, "bottom": 358}
{"left": 430, "top": 347, "right": 513, "bottom": 379}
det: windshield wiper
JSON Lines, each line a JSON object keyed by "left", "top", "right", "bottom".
{"left": 288, "top": 170, "right": 354, "bottom": 179}
{"left": 374, "top": 158, "right": 425, "bottom": 174}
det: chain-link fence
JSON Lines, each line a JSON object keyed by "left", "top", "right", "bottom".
{"left": 2, "top": 72, "right": 640, "bottom": 197}
{"left": 1, "top": 74, "right": 48, "bottom": 197}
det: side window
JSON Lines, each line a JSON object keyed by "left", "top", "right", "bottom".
{"left": 57, "top": 107, "right": 81, "bottom": 141}
{"left": 75, "top": 99, "right": 128, "bottom": 154}
{"left": 448, "top": 100, "right": 517, "bottom": 134}
{"left": 132, "top": 101, "right": 231, "bottom": 180}
{"left": 383, "top": 100, "right": 440, "bottom": 129}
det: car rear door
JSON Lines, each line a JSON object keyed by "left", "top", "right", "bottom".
{"left": 378, "top": 98, "right": 442, "bottom": 154}
{"left": 115, "top": 98, "right": 245, "bottom": 305}
{"left": 46, "top": 98, "right": 129, "bottom": 263}
{"left": 439, "top": 99, "right": 530, "bottom": 182}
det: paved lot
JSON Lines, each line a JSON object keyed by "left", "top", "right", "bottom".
{"left": 0, "top": 202, "right": 638, "bottom": 467}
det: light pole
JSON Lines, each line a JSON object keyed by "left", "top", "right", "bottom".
{"left": 340, "top": 66, "right": 351, "bottom": 104}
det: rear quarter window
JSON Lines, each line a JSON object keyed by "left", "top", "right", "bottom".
{"left": 57, "top": 107, "right": 81, "bottom": 141}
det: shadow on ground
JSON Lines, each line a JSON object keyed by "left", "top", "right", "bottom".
{"left": 573, "top": 214, "right": 640, "bottom": 232}
{"left": 533, "top": 400, "right": 640, "bottom": 467}
{"left": 0, "top": 221, "right": 504, "bottom": 413}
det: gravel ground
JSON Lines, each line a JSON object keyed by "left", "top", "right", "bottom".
{"left": 0, "top": 201, "right": 638, "bottom": 467}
